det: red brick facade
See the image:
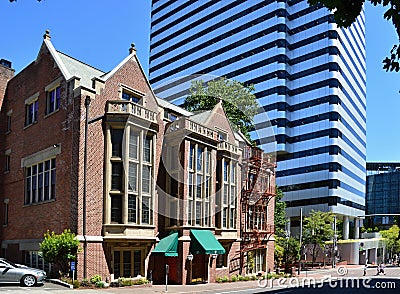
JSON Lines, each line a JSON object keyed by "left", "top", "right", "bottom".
{"left": 0, "top": 34, "right": 275, "bottom": 284}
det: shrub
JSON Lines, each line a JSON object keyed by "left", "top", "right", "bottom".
{"left": 133, "top": 278, "right": 149, "bottom": 285}
{"left": 95, "top": 281, "right": 106, "bottom": 288}
{"left": 250, "top": 275, "right": 257, "bottom": 280}
{"left": 80, "top": 278, "right": 90, "bottom": 287}
{"left": 73, "top": 280, "right": 80, "bottom": 289}
{"left": 110, "top": 281, "right": 123, "bottom": 287}
{"left": 119, "top": 278, "right": 133, "bottom": 286}
{"left": 243, "top": 276, "right": 250, "bottom": 281}
{"left": 216, "top": 277, "right": 223, "bottom": 283}
{"left": 40, "top": 229, "right": 80, "bottom": 277}
{"left": 230, "top": 276, "right": 237, "bottom": 282}
{"left": 222, "top": 276, "right": 229, "bottom": 283}
{"left": 90, "top": 275, "right": 102, "bottom": 284}
{"left": 238, "top": 275, "right": 244, "bottom": 281}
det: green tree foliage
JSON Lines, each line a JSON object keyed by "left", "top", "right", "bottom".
{"left": 380, "top": 225, "right": 400, "bottom": 259}
{"left": 40, "top": 229, "right": 80, "bottom": 276}
{"left": 273, "top": 187, "right": 300, "bottom": 272}
{"left": 275, "top": 236, "right": 300, "bottom": 273}
{"left": 308, "top": 0, "right": 400, "bottom": 72}
{"left": 274, "top": 187, "right": 287, "bottom": 238}
{"left": 183, "top": 78, "right": 258, "bottom": 140}
{"left": 303, "top": 210, "right": 335, "bottom": 267}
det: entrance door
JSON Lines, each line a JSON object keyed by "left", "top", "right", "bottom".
{"left": 166, "top": 257, "right": 178, "bottom": 283}
{"left": 192, "top": 254, "right": 207, "bottom": 283}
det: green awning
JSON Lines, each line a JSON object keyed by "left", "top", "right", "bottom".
{"left": 152, "top": 233, "right": 178, "bottom": 257}
{"left": 190, "top": 230, "right": 225, "bottom": 255}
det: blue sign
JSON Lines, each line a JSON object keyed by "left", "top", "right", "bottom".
{"left": 70, "top": 261, "right": 75, "bottom": 271}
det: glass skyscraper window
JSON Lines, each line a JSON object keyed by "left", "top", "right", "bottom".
{"left": 149, "top": 0, "right": 366, "bottom": 239}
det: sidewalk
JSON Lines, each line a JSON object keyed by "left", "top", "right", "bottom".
{"left": 50, "top": 265, "right": 400, "bottom": 293}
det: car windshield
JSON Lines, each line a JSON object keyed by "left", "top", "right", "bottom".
{"left": 1, "top": 259, "right": 19, "bottom": 268}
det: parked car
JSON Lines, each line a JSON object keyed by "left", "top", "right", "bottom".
{"left": 0, "top": 258, "right": 46, "bottom": 287}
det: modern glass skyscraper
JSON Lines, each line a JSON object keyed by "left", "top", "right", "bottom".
{"left": 149, "top": 0, "right": 366, "bottom": 238}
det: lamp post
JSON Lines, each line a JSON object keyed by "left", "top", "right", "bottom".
{"left": 298, "top": 208, "right": 303, "bottom": 275}
{"left": 333, "top": 215, "right": 337, "bottom": 268}
{"left": 212, "top": 250, "right": 218, "bottom": 260}
{"left": 284, "top": 230, "right": 290, "bottom": 274}
{"left": 187, "top": 253, "right": 193, "bottom": 284}
{"left": 83, "top": 96, "right": 91, "bottom": 279}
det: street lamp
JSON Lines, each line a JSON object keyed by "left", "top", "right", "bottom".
{"left": 212, "top": 250, "right": 218, "bottom": 259}
{"left": 332, "top": 215, "right": 337, "bottom": 268}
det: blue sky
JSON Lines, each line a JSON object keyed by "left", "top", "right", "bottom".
{"left": 1, "top": 1, "right": 399, "bottom": 162}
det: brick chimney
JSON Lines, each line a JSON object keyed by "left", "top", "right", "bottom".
{"left": 0, "top": 59, "right": 14, "bottom": 109}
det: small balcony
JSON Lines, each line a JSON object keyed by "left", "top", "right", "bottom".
{"left": 217, "top": 140, "right": 241, "bottom": 155}
{"left": 167, "top": 117, "right": 218, "bottom": 141}
{"left": 106, "top": 100, "right": 157, "bottom": 124}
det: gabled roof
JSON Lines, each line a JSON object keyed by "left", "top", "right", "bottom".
{"left": 188, "top": 110, "right": 212, "bottom": 124}
{"left": 234, "top": 130, "right": 251, "bottom": 145}
{"left": 156, "top": 97, "right": 192, "bottom": 116}
{"left": 57, "top": 51, "right": 105, "bottom": 89}
{"left": 42, "top": 36, "right": 104, "bottom": 89}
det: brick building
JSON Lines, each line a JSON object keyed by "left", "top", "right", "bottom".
{"left": 0, "top": 32, "right": 275, "bottom": 284}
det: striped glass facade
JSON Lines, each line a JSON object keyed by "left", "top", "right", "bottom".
{"left": 149, "top": 0, "right": 366, "bottom": 221}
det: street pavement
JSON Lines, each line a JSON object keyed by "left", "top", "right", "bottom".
{"left": 2, "top": 265, "right": 399, "bottom": 293}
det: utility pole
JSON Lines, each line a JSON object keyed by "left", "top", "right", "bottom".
{"left": 298, "top": 208, "right": 303, "bottom": 275}
{"left": 333, "top": 215, "right": 337, "bottom": 268}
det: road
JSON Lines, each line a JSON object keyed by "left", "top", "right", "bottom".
{"left": 0, "top": 282, "right": 69, "bottom": 293}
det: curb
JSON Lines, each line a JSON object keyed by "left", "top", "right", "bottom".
{"left": 47, "top": 278, "right": 73, "bottom": 289}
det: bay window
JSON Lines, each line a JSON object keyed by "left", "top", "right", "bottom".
{"left": 187, "top": 143, "right": 211, "bottom": 226}
{"left": 109, "top": 127, "right": 154, "bottom": 225}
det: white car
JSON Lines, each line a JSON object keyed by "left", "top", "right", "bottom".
{"left": 0, "top": 258, "right": 46, "bottom": 287}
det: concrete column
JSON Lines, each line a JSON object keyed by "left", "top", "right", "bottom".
{"left": 286, "top": 218, "right": 291, "bottom": 234}
{"left": 354, "top": 218, "right": 360, "bottom": 239}
{"left": 343, "top": 216, "right": 349, "bottom": 240}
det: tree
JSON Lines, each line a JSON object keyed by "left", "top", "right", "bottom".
{"left": 273, "top": 187, "right": 300, "bottom": 272}
{"left": 275, "top": 236, "right": 300, "bottom": 273}
{"left": 380, "top": 225, "right": 400, "bottom": 260}
{"left": 303, "top": 210, "right": 335, "bottom": 267}
{"left": 183, "top": 78, "right": 258, "bottom": 140}
{"left": 274, "top": 187, "right": 287, "bottom": 238}
{"left": 40, "top": 229, "right": 81, "bottom": 277}
{"left": 308, "top": 0, "right": 400, "bottom": 72}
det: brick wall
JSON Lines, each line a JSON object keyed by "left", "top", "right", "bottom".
{"left": 0, "top": 44, "right": 75, "bottom": 242}
{"left": 0, "top": 63, "right": 14, "bottom": 109}
{"left": 214, "top": 241, "right": 241, "bottom": 281}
